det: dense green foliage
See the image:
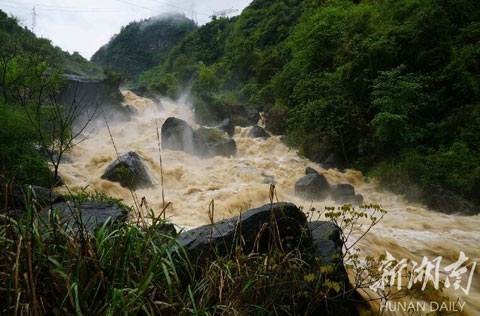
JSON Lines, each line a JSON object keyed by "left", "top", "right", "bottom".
{"left": 135, "top": 0, "right": 480, "bottom": 210}
{"left": 0, "top": 10, "right": 102, "bottom": 187}
{"left": 0, "top": 103, "right": 51, "bottom": 186}
{"left": 91, "top": 14, "right": 196, "bottom": 79}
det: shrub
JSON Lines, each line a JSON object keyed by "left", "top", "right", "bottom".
{"left": 0, "top": 103, "right": 51, "bottom": 186}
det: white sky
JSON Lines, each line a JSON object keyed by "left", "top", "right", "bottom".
{"left": 0, "top": 0, "right": 252, "bottom": 59}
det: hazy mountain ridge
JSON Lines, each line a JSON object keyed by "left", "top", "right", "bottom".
{"left": 91, "top": 13, "right": 197, "bottom": 79}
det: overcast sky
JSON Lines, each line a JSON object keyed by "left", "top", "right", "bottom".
{"left": 0, "top": 0, "right": 252, "bottom": 59}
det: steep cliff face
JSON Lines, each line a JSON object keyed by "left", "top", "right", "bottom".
{"left": 91, "top": 14, "right": 196, "bottom": 79}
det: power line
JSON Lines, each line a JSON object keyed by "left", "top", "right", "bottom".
{"left": 112, "top": 0, "right": 156, "bottom": 12}
{"left": 0, "top": 0, "right": 134, "bottom": 13}
{"left": 114, "top": 0, "right": 210, "bottom": 18}
{"left": 0, "top": 0, "right": 225, "bottom": 21}
{"left": 145, "top": 0, "right": 210, "bottom": 17}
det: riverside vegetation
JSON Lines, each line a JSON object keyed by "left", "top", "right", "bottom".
{"left": 0, "top": 8, "right": 389, "bottom": 315}
{"left": 0, "top": 0, "right": 478, "bottom": 315}
{"left": 99, "top": 0, "right": 480, "bottom": 214}
{"left": 1, "top": 185, "right": 396, "bottom": 314}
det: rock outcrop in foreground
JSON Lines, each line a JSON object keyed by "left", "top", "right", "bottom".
{"left": 177, "top": 203, "right": 309, "bottom": 259}
{"left": 38, "top": 200, "right": 358, "bottom": 314}
{"left": 177, "top": 202, "right": 358, "bottom": 315}
{"left": 46, "top": 201, "right": 128, "bottom": 232}
{"left": 177, "top": 202, "right": 348, "bottom": 268}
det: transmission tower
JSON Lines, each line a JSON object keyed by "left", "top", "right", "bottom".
{"left": 31, "top": 7, "right": 37, "bottom": 32}
{"left": 190, "top": 0, "right": 197, "bottom": 24}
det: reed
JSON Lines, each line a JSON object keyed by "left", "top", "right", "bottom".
{"left": 0, "top": 190, "right": 385, "bottom": 316}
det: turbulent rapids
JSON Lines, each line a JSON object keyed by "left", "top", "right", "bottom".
{"left": 60, "top": 91, "right": 480, "bottom": 315}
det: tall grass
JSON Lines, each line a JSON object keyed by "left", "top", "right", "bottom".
{"left": 0, "top": 190, "right": 372, "bottom": 315}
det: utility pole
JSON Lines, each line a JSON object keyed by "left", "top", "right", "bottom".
{"left": 31, "top": 6, "right": 37, "bottom": 33}
{"left": 190, "top": 0, "right": 197, "bottom": 24}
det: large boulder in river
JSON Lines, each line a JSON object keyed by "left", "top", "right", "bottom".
{"left": 195, "top": 127, "right": 237, "bottom": 157}
{"left": 177, "top": 203, "right": 309, "bottom": 261}
{"left": 296, "top": 168, "right": 364, "bottom": 205}
{"left": 295, "top": 169, "right": 331, "bottom": 200}
{"left": 161, "top": 118, "right": 237, "bottom": 158}
{"left": 161, "top": 117, "right": 198, "bottom": 154}
{"left": 101, "top": 152, "right": 152, "bottom": 189}
{"left": 45, "top": 201, "right": 128, "bottom": 233}
{"left": 205, "top": 138, "right": 237, "bottom": 157}
{"left": 331, "top": 184, "right": 364, "bottom": 205}
{"left": 248, "top": 125, "right": 270, "bottom": 139}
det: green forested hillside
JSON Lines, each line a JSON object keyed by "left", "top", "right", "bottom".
{"left": 137, "top": 0, "right": 480, "bottom": 211}
{"left": 0, "top": 9, "right": 103, "bottom": 187}
{"left": 91, "top": 14, "right": 196, "bottom": 79}
{"left": 0, "top": 10, "right": 103, "bottom": 78}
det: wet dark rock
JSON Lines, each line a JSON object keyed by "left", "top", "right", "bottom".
{"left": 161, "top": 117, "right": 197, "bottom": 154}
{"left": 196, "top": 127, "right": 237, "bottom": 157}
{"left": 177, "top": 203, "right": 309, "bottom": 261}
{"left": 305, "top": 167, "right": 319, "bottom": 175}
{"left": 101, "top": 152, "right": 152, "bottom": 189}
{"left": 295, "top": 171, "right": 364, "bottom": 205}
{"left": 309, "top": 221, "right": 342, "bottom": 264}
{"left": 331, "top": 184, "right": 364, "bottom": 205}
{"left": 332, "top": 184, "right": 355, "bottom": 199}
{"left": 176, "top": 202, "right": 359, "bottom": 315}
{"left": 425, "top": 186, "right": 478, "bottom": 215}
{"left": 295, "top": 173, "right": 331, "bottom": 200}
{"left": 248, "top": 125, "right": 270, "bottom": 139}
{"left": 45, "top": 201, "right": 128, "bottom": 233}
{"left": 205, "top": 138, "right": 237, "bottom": 157}
{"left": 309, "top": 221, "right": 360, "bottom": 315}
{"left": 217, "top": 118, "right": 235, "bottom": 137}
{"left": 161, "top": 118, "right": 237, "bottom": 158}
{"left": 322, "top": 154, "right": 338, "bottom": 170}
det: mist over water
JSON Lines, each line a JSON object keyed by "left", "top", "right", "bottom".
{"left": 60, "top": 91, "right": 480, "bottom": 315}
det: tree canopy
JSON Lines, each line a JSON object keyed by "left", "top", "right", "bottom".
{"left": 134, "top": 0, "right": 480, "bottom": 209}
